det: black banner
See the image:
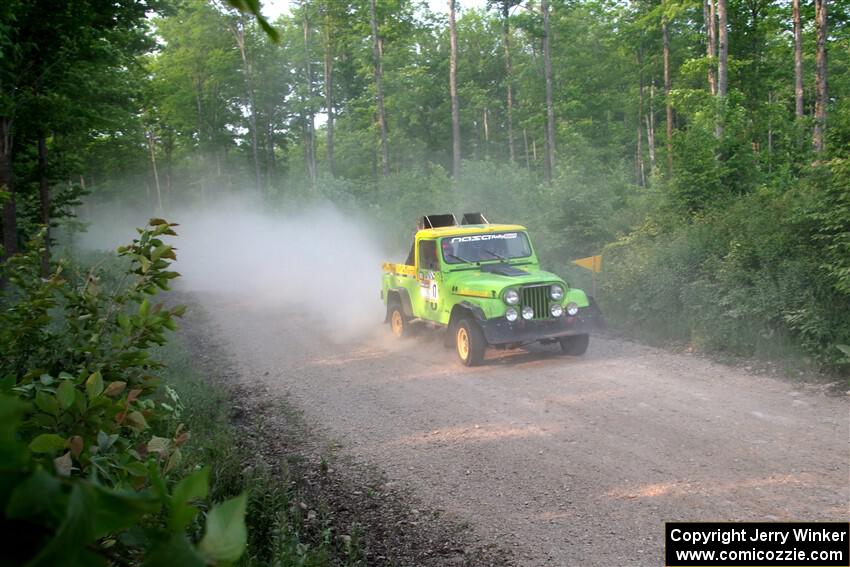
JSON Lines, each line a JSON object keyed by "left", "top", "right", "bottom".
{"left": 665, "top": 522, "right": 850, "bottom": 566}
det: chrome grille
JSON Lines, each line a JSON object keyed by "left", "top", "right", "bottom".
{"left": 521, "top": 285, "right": 551, "bottom": 320}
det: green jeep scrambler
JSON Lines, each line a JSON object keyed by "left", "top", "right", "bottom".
{"left": 381, "top": 213, "right": 598, "bottom": 366}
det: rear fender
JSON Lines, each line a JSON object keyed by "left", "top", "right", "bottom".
{"left": 385, "top": 288, "right": 414, "bottom": 321}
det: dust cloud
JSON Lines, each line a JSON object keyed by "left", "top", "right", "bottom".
{"left": 76, "top": 196, "right": 391, "bottom": 341}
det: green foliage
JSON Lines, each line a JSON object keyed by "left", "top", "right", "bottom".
{"left": 0, "top": 221, "right": 247, "bottom": 566}
{"left": 602, "top": 179, "right": 850, "bottom": 371}
{"left": 804, "top": 159, "right": 850, "bottom": 296}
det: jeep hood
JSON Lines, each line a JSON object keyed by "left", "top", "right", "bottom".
{"left": 449, "top": 265, "right": 565, "bottom": 294}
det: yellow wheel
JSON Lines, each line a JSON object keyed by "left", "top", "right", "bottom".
{"left": 391, "top": 309, "right": 404, "bottom": 337}
{"left": 456, "top": 326, "right": 470, "bottom": 360}
{"left": 388, "top": 300, "right": 409, "bottom": 338}
{"left": 455, "top": 318, "right": 486, "bottom": 366}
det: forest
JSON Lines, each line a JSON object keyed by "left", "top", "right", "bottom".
{"left": 1, "top": 0, "right": 849, "bottom": 563}
{"left": 1, "top": 0, "right": 849, "bottom": 361}
{"left": 9, "top": 0, "right": 849, "bottom": 366}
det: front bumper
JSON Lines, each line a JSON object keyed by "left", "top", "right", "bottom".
{"left": 479, "top": 309, "right": 598, "bottom": 345}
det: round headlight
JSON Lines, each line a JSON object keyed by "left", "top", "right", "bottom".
{"left": 550, "top": 303, "right": 564, "bottom": 317}
{"left": 505, "top": 307, "right": 518, "bottom": 322}
{"left": 504, "top": 289, "right": 520, "bottom": 305}
{"left": 566, "top": 302, "right": 579, "bottom": 317}
{"left": 550, "top": 284, "right": 564, "bottom": 301}
{"left": 521, "top": 306, "right": 534, "bottom": 320}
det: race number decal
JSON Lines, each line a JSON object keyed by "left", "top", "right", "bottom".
{"left": 419, "top": 272, "right": 439, "bottom": 301}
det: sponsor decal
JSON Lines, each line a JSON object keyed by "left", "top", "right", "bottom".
{"left": 419, "top": 271, "right": 439, "bottom": 301}
{"left": 450, "top": 233, "right": 518, "bottom": 243}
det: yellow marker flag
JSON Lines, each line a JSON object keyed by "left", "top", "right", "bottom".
{"left": 573, "top": 255, "right": 602, "bottom": 273}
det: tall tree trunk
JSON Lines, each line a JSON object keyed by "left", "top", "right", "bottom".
{"left": 163, "top": 135, "right": 173, "bottom": 199}
{"left": 647, "top": 78, "right": 656, "bottom": 173}
{"left": 303, "top": 12, "right": 317, "bottom": 189}
{"left": 369, "top": 0, "right": 389, "bottom": 176}
{"left": 147, "top": 128, "right": 163, "bottom": 213}
{"left": 716, "top": 0, "right": 728, "bottom": 139}
{"left": 813, "top": 0, "right": 827, "bottom": 153}
{"left": 266, "top": 114, "right": 276, "bottom": 181}
{"left": 194, "top": 87, "right": 207, "bottom": 204}
{"left": 636, "top": 49, "right": 645, "bottom": 186}
{"left": 793, "top": 0, "right": 804, "bottom": 119}
{"left": 0, "top": 117, "right": 15, "bottom": 262}
{"left": 523, "top": 128, "right": 531, "bottom": 170}
{"left": 767, "top": 91, "right": 774, "bottom": 170}
{"left": 662, "top": 16, "right": 673, "bottom": 175}
{"left": 502, "top": 4, "right": 515, "bottom": 162}
{"left": 705, "top": 0, "right": 717, "bottom": 95}
{"left": 232, "top": 17, "right": 263, "bottom": 192}
{"left": 542, "top": 0, "right": 556, "bottom": 182}
{"left": 37, "top": 134, "right": 50, "bottom": 276}
{"left": 449, "top": 0, "right": 461, "bottom": 180}
{"left": 323, "top": 5, "right": 335, "bottom": 177}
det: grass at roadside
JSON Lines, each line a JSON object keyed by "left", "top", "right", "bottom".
{"left": 155, "top": 331, "right": 354, "bottom": 566}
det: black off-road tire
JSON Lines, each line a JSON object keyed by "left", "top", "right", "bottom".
{"left": 558, "top": 333, "right": 589, "bottom": 356}
{"left": 388, "top": 300, "right": 411, "bottom": 338}
{"left": 455, "top": 318, "right": 487, "bottom": 366}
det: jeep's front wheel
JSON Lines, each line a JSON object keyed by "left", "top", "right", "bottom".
{"left": 559, "top": 333, "right": 589, "bottom": 356}
{"left": 388, "top": 301, "right": 410, "bottom": 338}
{"left": 456, "top": 319, "right": 486, "bottom": 366}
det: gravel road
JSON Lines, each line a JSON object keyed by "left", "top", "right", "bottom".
{"left": 196, "top": 293, "right": 849, "bottom": 566}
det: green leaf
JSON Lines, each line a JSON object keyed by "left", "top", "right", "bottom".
{"left": 6, "top": 469, "right": 65, "bottom": 521}
{"left": 30, "top": 434, "right": 67, "bottom": 453}
{"left": 170, "top": 466, "right": 209, "bottom": 530}
{"left": 0, "top": 374, "right": 15, "bottom": 392}
{"left": 124, "top": 461, "right": 149, "bottom": 477}
{"left": 35, "top": 390, "right": 60, "bottom": 416}
{"left": 26, "top": 484, "right": 99, "bottom": 567}
{"left": 151, "top": 244, "right": 172, "bottom": 262}
{"left": 90, "top": 484, "right": 161, "bottom": 539}
{"left": 85, "top": 371, "right": 104, "bottom": 400}
{"left": 39, "top": 374, "right": 55, "bottom": 386}
{"left": 139, "top": 299, "right": 150, "bottom": 319}
{"left": 56, "top": 380, "right": 76, "bottom": 410}
{"left": 0, "top": 395, "right": 29, "bottom": 468}
{"left": 198, "top": 493, "right": 248, "bottom": 564}
{"left": 142, "top": 533, "right": 206, "bottom": 567}
{"left": 117, "top": 313, "right": 131, "bottom": 331}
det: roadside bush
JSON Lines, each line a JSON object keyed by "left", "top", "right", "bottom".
{"left": 601, "top": 177, "right": 850, "bottom": 373}
{"left": 0, "top": 221, "right": 248, "bottom": 566}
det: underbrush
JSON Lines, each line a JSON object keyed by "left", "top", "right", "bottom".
{"left": 600, "top": 161, "right": 850, "bottom": 378}
{"left": 0, "top": 221, "right": 356, "bottom": 566}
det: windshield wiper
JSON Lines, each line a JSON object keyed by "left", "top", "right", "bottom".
{"left": 445, "top": 252, "right": 475, "bottom": 264}
{"left": 481, "top": 249, "right": 510, "bottom": 262}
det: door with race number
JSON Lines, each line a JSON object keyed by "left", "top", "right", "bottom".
{"left": 416, "top": 239, "right": 443, "bottom": 322}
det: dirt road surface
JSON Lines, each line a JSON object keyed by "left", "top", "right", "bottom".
{"left": 196, "top": 293, "right": 849, "bottom": 566}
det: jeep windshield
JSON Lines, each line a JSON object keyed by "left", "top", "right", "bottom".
{"left": 441, "top": 231, "right": 533, "bottom": 264}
